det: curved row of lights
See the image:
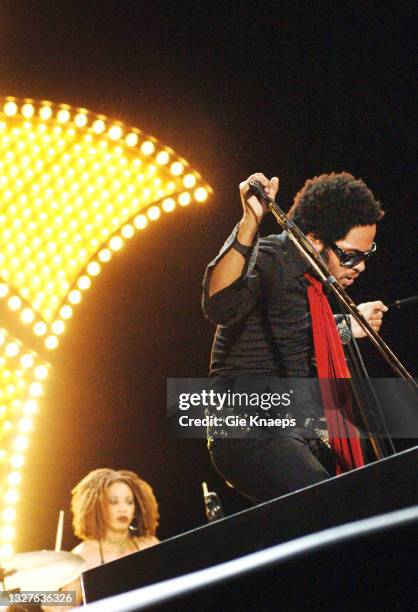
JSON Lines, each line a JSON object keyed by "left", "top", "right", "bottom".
{"left": 0, "top": 186, "right": 207, "bottom": 351}
{"left": 0, "top": 328, "right": 49, "bottom": 558}
{"left": 2, "top": 99, "right": 195, "bottom": 174}
{"left": 0, "top": 97, "right": 212, "bottom": 351}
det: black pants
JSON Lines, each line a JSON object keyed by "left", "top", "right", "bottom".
{"left": 210, "top": 435, "right": 331, "bottom": 505}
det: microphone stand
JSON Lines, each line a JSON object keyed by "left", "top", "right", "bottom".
{"left": 337, "top": 306, "right": 396, "bottom": 459}
{"left": 249, "top": 181, "right": 417, "bottom": 391}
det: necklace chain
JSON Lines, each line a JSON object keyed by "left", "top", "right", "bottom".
{"left": 99, "top": 536, "right": 139, "bottom": 563}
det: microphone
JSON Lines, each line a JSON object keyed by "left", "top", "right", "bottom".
{"left": 388, "top": 296, "right": 418, "bottom": 310}
{"left": 202, "top": 482, "right": 224, "bottom": 523}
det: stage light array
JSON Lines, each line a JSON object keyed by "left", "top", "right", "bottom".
{"left": 0, "top": 328, "right": 49, "bottom": 558}
{"left": 0, "top": 96, "right": 212, "bottom": 556}
{"left": 0, "top": 96, "right": 212, "bottom": 351}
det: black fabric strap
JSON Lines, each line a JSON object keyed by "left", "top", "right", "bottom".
{"left": 231, "top": 237, "right": 251, "bottom": 257}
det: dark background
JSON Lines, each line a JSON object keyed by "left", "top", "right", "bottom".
{"left": 0, "top": 1, "right": 416, "bottom": 552}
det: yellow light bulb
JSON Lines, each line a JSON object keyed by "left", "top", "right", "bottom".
{"left": 34, "top": 365, "right": 48, "bottom": 380}
{"left": 33, "top": 322, "right": 47, "bottom": 336}
{"left": 13, "top": 436, "right": 28, "bottom": 452}
{"left": 170, "top": 161, "right": 184, "bottom": 176}
{"left": 5, "top": 343, "right": 19, "bottom": 358}
{"left": 75, "top": 113, "right": 88, "bottom": 127}
{"left": 3, "top": 508, "right": 16, "bottom": 522}
{"left": 0, "top": 543, "right": 14, "bottom": 557}
{"left": 108, "top": 125, "right": 122, "bottom": 140}
{"left": 21, "top": 103, "right": 35, "bottom": 118}
{"left": 3, "top": 422, "right": 12, "bottom": 433}
{"left": 5, "top": 490, "right": 19, "bottom": 504}
{"left": 50, "top": 321, "right": 64, "bottom": 336}
{"left": 156, "top": 150, "right": 170, "bottom": 165}
{"left": 92, "top": 119, "right": 106, "bottom": 134}
{"left": 109, "top": 236, "right": 123, "bottom": 251}
{"left": 162, "top": 198, "right": 176, "bottom": 212}
{"left": 1, "top": 526, "right": 15, "bottom": 541}
{"left": 183, "top": 173, "right": 197, "bottom": 188}
{"left": 86, "top": 261, "right": 100, "bottom": 276}
{"left": 77, "top": 276, "right": 91, "bottom": 290}
{"left": 178, "top": 192, "right": 192, "bottom": 206}
{"left": 7, "top": 468, "right": 25, "bottom": 487}
{"left": 45, "top": 335, "right": 59, "bottom": 350}
{"left": 194, "top": 187, "right": 209, "bottom": 202}
{"left": 147, "top": 206, "right": 160, "bottom": 220}
{"left": 121, "top": 224, "right": 134, "bottom": 239}
{"left": 20, "top": 308, "right": 35, "bottom": 324}
{"left": 4, "top": 101, "right": 18, "bottom": 116}
{"left": 10, "top": 454, "right": 24, "bottom": 469}
{"left": 57, "top": 109, "right": 70, "bottom": 123}
{"left": 133, "top": 215, "right": 147, "bottom": 229}
{"left": 20, "top": 354, "right": 34, "bottom": 368}
{"left": 68, "top": 290, "right": 82, "bottom": 304}
{"left": 8, "top": 296, "right": 22, "bottom": 311}
{"left": 29, "top": 382, "right": 43, "bottom": 397}
{"left": 23, "top": 400, "right": 37, "bottom": 416}
{"left": 125, "top": 132, "right": 139, "bottom": 147}
{"left": 98, "top": 249, "right": 112, "bottom": 262}
{"left": 39, "top": 105, "right": 52, "bottom": 120}
{"left": 59, "top": 305, "right": 73, "bottom": 319}
{"left": 141, "top": 140, "right": 155, "bottom": 155}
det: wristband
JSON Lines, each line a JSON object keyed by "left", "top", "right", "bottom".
{"left": 231, "top": 237, "right": 251, "bottom": 257}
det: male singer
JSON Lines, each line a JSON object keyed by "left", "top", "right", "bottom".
{"left": 202, "top": 172, "right": 387, "bottom": 503}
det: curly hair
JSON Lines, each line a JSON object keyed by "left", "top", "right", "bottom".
{"left": 287, "top": 172, "right": 384, "bottom": 242}
{"left": 71, "top": 468, "right": 159, "bottom": 540}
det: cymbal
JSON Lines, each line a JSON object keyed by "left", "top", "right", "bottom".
{"left": 1, "top": 550, "right": 86, "bottom": 591}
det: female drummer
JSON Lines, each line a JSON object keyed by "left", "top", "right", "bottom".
{"left": 51, "top": 468, "right": 160, "bottom": 607}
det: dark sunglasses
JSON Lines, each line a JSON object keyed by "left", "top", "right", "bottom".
{"left": 328, "top": 241, "right": 377, "bottom": 268}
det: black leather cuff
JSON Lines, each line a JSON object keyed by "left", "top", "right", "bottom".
{"left": 231, "top": 237, "right": 251, "bottom": 257}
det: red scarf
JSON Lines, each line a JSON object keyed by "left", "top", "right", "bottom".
{"left": 305, "top": 273, "right": 364, "bottom": 474}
